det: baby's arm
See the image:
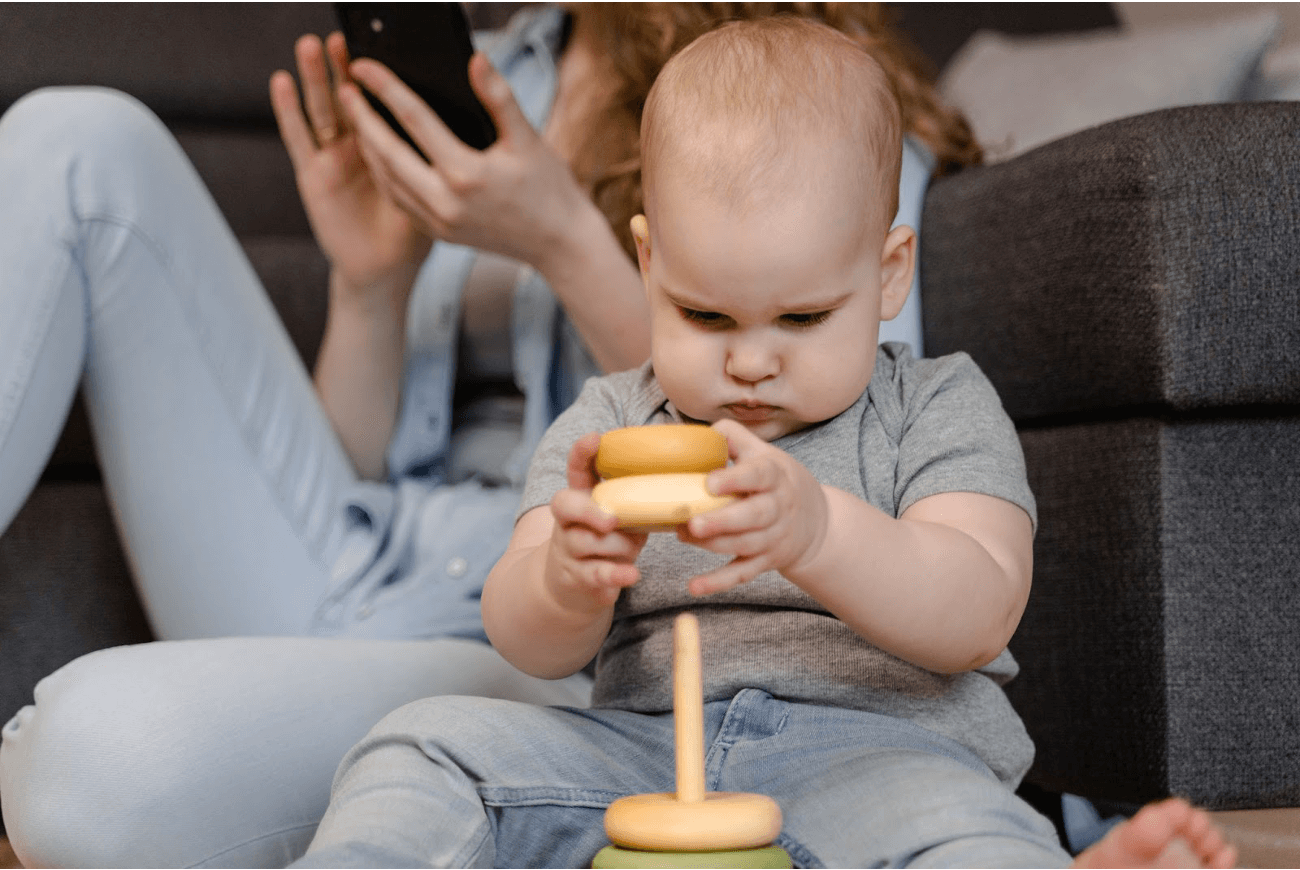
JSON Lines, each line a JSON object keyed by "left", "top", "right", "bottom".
{"left": 684, "top": 420, "right": 1032, "bottom": 675}
{"left": 482, "top": 433, "right": 648, "bottom": 678}
{"left": 798, "top": 487, "right": 1032, "bottom": 674}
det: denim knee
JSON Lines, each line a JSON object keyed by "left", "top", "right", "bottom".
{"left": 1, "top": 86, "right": 168, "bottom": 157}
{"left": 0, "top": 644, "right": 215, "bottom": 868}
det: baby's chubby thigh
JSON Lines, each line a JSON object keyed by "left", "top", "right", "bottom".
{"left": 307, "top": 697, "right": 680, "bottom": 868}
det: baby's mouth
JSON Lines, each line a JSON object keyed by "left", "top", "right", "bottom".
{"left": 725, "top": 402, "right": 778, "bottom": 422}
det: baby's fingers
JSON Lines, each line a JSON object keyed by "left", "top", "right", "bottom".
{"left": 562, "top": 523, "right": 646, "bottom": 563}
{"left": 684, "top": 492, "right": 779, "bottom": 541}
{"left": 566, "top": 433, "right": 603, "bottom": 491}
{"left": 687, "top": 557, "right": 766, "bottom": 597}
{"left": 551, "top": 488, "right": 620, "bottom": 533}
{"left": 706, "top": 454, "right": 782, "bottom": 500}
{"left": 565, "top": 557, "right": 639, "bottom": 598}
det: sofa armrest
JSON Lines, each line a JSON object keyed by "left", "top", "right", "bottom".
{"left": 921, "top": 104, "right": 1300, "bottom": 812}
{"left": 920, "top": 101, "right": 1300, "bottom": 423}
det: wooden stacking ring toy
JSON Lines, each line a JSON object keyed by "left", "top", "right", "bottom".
{"left": 592, "top": 426, "right": 733, "bottom": 531}
{"left": 592, "top": 614, "right": 790, "bottom": 869}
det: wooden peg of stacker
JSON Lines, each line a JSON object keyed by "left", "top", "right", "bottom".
{"left": 602, "top": 613, "right": 783, "bottom": 853}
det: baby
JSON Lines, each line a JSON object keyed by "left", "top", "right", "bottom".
{"left": 293, "top": 18, "right": 1235, "bottom": 868}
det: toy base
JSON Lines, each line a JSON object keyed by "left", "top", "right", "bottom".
{"left": 592, "top": 844, "right": 792, "bottom": 869}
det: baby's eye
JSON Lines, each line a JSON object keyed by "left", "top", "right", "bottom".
{"left": 780, "top": 310, "right": 832, "bottom": 329}
{"left": 679, "top": 307, "right": 732, "bottom": 329}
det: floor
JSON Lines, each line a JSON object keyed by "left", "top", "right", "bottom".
{"left": 0, "top": 837, "right": 18, "bottom": 869}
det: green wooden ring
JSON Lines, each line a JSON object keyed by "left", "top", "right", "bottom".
{"left": 592, "top": 844, "right": 792, "bottom": 868}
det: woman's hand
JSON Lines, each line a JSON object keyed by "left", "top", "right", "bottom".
{"left": 270, "top": 33, "right": 432, "bottom": 302}
{"left": 544, "top": 434, "right": 649, "bottom": 614}
{"left": 337, "top": 52, "right": 594, "bottom": 277}
{"left": 677, "top": 420, "right": 831, "bottom": 596}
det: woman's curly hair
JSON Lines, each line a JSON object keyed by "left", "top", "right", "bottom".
{"left": 566, "top": 3, "right": 982, "bottom": 260}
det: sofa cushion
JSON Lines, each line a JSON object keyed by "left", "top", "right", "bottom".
{"left": 0, "top": 2, "right": 337, "bottom": 122}
{"left": 1009, "top": 415, "right": 1300, "bottom": 809}
{"left": 921, "top": 102, "right": 1300, "bottom": 422}
{"left": 0, "top": 483, "right": 152, "bottom": 724}
{"left": 174, "top": 129, "right": 312, "bottom": 238}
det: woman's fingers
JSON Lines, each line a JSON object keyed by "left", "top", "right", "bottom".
{"left": 348, "top": 57, "right": 468, "bottom": 165}
{"left": 338, "top": 81, "right": 456, "bottom": 223}
{"left": 467, "top": 52, "right": 532, "bottom": 145}
{"left": 324, "top": 31, "right": 353, "bottom": 87}
{"left": 269, "top": 70, "right": 314, "bottom": 169}
{"left": 296, "top": 34, "right": 343, "bottom": 147}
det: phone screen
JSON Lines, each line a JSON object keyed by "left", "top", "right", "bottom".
{"left": 334, "top": 2, "right": 497, "bottom": 152}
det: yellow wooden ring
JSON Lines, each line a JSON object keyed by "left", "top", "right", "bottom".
{"left": 592, "top": 473, "right": 733, "bottom": 531}
{"left": 604, "top": 792, "right": 783, "bottom": 852}
{"left": 595, "top": 425, "right": 728, "bottom": 479}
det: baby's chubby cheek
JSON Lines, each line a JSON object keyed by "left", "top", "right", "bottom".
{"left": 650, "top": 342, "right": 717, "bottom": 421}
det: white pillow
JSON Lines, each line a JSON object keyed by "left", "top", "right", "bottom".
{"left": 1250, "top": 42, "right": 1300, "bottom": 101}
{"left": 939, "top": 11, "right": 1280, "bottom": 162}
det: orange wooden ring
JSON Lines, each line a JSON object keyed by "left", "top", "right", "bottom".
{"left": 595, "top": 425, "right": 728, "bottom": 480}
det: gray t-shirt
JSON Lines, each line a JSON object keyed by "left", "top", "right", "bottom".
{"left": 519, "top": 343, "right": 1038, "bottom": 785}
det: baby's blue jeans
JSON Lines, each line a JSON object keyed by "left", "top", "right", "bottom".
{"left": 0, "top": 87, "right": 590, "bottom": 868}
{"left": 294, "top": 689, "right": 1071, "bottom": 869}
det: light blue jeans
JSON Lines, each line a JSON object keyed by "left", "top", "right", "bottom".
{"left": 0, "top": 88, "right": 591, "bottom": 868}
{"left": 294, "top": 689, "right": 1071, "bottom": 868}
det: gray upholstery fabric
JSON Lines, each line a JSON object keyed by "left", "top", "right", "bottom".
{"left": 0, "top": 484, "right": 152, "bottom": 738}
{"left": 1010, "top": 416, "right": 1300, "bottom": 809}
{"left": 922, "top": 102, "right": 1300, "bottom": 421}
{"left": 175, "top": 129, "right": 313, "bottom": 237}
{"left": 0, "top": 2, "right": 338, "bottom": 122}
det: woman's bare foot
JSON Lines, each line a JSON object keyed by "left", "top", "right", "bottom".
{"left": 1073, "top": 797, "right": 1237, "bottom": 868}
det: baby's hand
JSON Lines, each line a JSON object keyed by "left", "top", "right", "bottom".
{"left": 678, "top": 420, "right": 829, "bottom": 596}
{"left": 545, "top": 433, "right": 649, "bottom": 613}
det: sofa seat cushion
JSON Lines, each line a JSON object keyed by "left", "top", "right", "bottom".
{"left": 1009, "top": 414, "right": 1300, "bottom": 809}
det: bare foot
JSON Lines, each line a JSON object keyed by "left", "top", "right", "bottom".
{"left": 1073, "top": 798, "right": 1237, "bottom": 868}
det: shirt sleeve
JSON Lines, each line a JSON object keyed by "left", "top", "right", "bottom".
{"left": 517, "top": 374, "right": 626, "bottom": 520}
{"left": 891, "top": 351, "right": 1037, "bottom": 532}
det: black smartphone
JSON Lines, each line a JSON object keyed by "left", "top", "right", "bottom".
{"left": 334, "top": 2, "right": 497, "bottom": 152}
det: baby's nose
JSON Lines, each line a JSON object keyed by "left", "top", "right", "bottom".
{"left": 725, "top": 339, "right": 779, "bottom": 382}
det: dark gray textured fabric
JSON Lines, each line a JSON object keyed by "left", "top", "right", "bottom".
{"left": 1010, "top": 415, "right": 1300, "bottom": 809}
{"left": 174, "top": 129, "right": 312, "bottom": 238}
{"left": 922, "top": 103, "right": 1300, "bottom": 422}
{"left": 0, "top": 3, "right": 338, "bottom": 122}
{"left": 0, "top": 483, "right": 152, "bottom": 732}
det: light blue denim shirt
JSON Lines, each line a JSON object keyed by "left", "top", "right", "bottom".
{"left": 310, "top": 6, "right": 596, "bottom": 642}
{"left": 309, "top": 5, "right": 935, "bottom": 644}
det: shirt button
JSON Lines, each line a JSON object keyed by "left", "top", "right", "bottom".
{"left": 357, "top": 602, "right": 375, "bottom": 620}
{"left": 446, "top": 557, "right": 469, "bottom": 578}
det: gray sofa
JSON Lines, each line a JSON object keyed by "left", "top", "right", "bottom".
{"left": 3, "top": 1, "right": 1297, "bottom": 859}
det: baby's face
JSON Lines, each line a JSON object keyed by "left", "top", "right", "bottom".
{"left": 634, "top": 162, "right": 913, "bottom": 442}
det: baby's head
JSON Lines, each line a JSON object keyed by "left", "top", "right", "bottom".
{"left": 631, "top": 16, "right": 917, "bottom": 441}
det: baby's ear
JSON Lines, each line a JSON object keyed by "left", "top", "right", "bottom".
{"left": 630, "top": 215, "right": 652, "bottom": 280}
{"left": 879, "top": 225, "right": 916, "bottom": 322}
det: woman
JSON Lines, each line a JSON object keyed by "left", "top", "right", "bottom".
{"left": 0, "top": 4, "right": 979, "bottom": 866}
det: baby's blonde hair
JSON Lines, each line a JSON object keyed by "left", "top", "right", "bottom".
{"left": 640, "top": 16, "right": 903, "bottom": 232}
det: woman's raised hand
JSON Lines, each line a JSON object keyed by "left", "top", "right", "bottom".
{"left": 336, "top": 50, "right": 592, "bottom": 275}
{"left": 270, "top": 33, "right": 432, "bottom": 301}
